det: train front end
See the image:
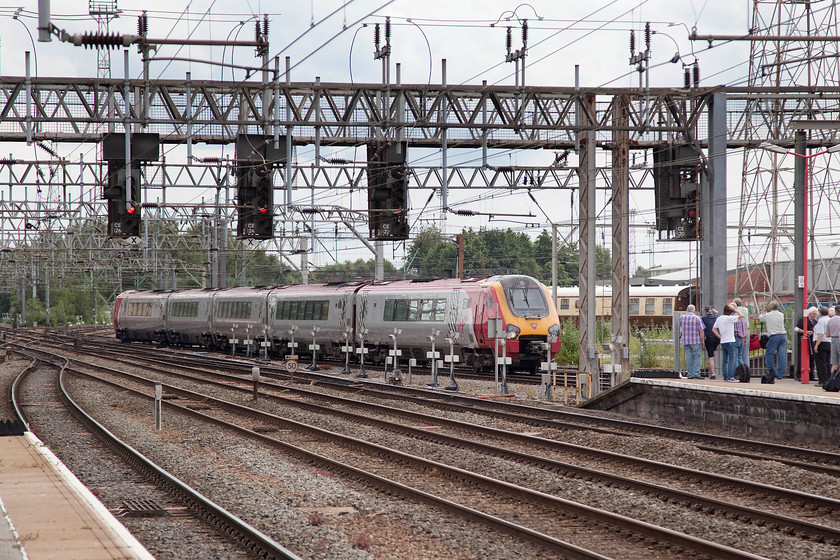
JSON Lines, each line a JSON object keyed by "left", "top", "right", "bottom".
{"left": 489, "top": 275, "right": 561, "bottom": 372}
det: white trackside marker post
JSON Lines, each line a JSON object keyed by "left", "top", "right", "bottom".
{"left": 154, "top": 382, "right": 162, "bottom": 431}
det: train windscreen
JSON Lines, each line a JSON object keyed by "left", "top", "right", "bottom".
{"left": 499, "top": 276, "right": 549, "bottom": 318}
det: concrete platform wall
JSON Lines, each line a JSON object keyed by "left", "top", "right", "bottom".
{"left": 583, "top": 379, "right": 840, "bottom": 445}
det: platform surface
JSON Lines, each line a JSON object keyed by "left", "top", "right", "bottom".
{"left": 655, "top": 375, "right": 840, "bottom": 403}
{"left": 0, "top": 432, "right": 154, "bottom": 560}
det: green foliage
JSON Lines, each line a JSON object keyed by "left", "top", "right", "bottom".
{"left": 555, "top": 319, "right": 580, "bottom": 365}
{"left": 632, "top": 326, "right": 674, "bottom": 369}
{"left": 406, "top": 225, "right": 610, "bottom": 283}
{"left": 310, "top": 259, "right": 399, "bottom": 283}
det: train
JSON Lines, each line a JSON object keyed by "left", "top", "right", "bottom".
{"left": 554, "top": 285, "right": 695, "bottom": 327}
{"left": 114, "top": 275, "right": 562, "bottom": 373}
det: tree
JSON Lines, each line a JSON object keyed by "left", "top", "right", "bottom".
{"left": 405, "top": 226, "right": 610, "bottom": 283}
{"left": 309, "top": 259, "right": 399, "bottom": 283}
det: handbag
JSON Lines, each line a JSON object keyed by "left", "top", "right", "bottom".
{"left": 759, "top": 333, "right": 769, "bottom": 349}
{"left": 749, "top": 333, "right": 761, "bottom": 351}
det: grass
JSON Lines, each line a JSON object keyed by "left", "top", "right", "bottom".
{"left": 555, "top": 319, "right": 676, "bottom": 370}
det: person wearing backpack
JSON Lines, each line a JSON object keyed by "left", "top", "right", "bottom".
{"left": 712, "top": 304, "right": 745, "bottom": 382}
{"left": 701, "top": 307, "right": 720, "bottom": 379}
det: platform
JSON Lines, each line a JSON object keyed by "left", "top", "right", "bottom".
{"left": 584, "top": 377, "right": 840, "bottom": 445}
{"left": 0, "top": 432, "right": 154, "bottom": 560}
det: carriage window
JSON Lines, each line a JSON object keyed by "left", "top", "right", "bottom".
{"left": 434, "top": 299, "right": 446, "bottom": 321}
{"left": 629, "top": 298, "right": 639, "bottom": 315}
{"left": 420, "top": 299, "right": 434, "bottom": 321}
{"left": 560, "top": 298, "right": 569, "bottom": 310}
{"left": 645, "top": 298, "right": 655, "bottom": 315}
{"left": 276, "top": 300, "right": 329, "bottom": 321}
{"left": 408, "top": 300, "right": 419, "bottom": 321}
{"left": 399, "top": 300, "right": 411, "bottom": 321}
{"left": 663, "top": 298, "right": 673, "bottom": 316}
{"left": 217, "top": 301, "right": 252, "bottom": 319}
{"left": 126, "top": 302, "right": 153, "bottom": 316}
{"left": 170, "top": 301, "right": 198, "bottom": 318}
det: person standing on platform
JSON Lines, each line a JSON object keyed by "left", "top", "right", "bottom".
{"left": 813, "top": 306, "right": 832, "bottom": 386}
{"left": 734, "top": 298, "right": 750, "bottom": 366}
{"left": 702, "top": 307, "right": 720, "bottom": 379}
{"left": 679, "top": 305, "right": 705, "bottom": 379}
{"left": 712, "top": 304, "right": 745, "bottom": 382}
{"left": 759, "top": 301, "right": 788, "bottom": 381}
{"left": 733, "top": 306, "right": 749, "bottom": 369}
{"left": 828, "top": 305, "right": 840, "bottom": 377}
{"left": 793, "top": 308, "right": 819, "bottom": 381}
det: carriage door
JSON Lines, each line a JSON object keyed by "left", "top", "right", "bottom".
{"left": 477, "top": 290, "right": 488, "bottom": 345}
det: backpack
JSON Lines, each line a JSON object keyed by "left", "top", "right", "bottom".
{"left": 823, "top": 369, "right": 840, "bottom": 392}
{"left": 735, "top": 363, "right": 750, "bottom": 383}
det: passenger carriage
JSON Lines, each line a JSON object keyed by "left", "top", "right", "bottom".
{"left": 114, "top": 290, "right": 169, "bottom": 344}
{"left": 164, "top": 289, "right": 212, "bottom": 347}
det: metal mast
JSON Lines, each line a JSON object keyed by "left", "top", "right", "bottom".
{"left": 88, "top": 1, "right": 120, "bottom": 78}
{"left": 737, "top": 0, "right": 840, "bottom": 306}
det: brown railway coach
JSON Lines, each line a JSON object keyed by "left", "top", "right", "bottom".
{"left": 554, "top": 285, "right": 695, "bottom": 327}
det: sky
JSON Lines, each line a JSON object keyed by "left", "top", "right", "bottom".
{"left": 0, "top": 1, "right": 762, "bottom": 275}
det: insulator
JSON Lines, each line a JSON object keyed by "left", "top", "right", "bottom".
{"left": 327, "top": 158, "right": 352, "bottom": 164}
{"left": 80, "top": 31, "right": 124, "bottom": 49}
{"left": 374, "top": 23, "right": 380, "bottom": 47}
{"left": 263, "top": 16, "right": 269, "bottom": 39}
{"left": 506, "top": 27, "right": 512, "bottom": 52}
{"left": 0, "top": 158, "right": 16, "bottom": 165}
{"left": 385, "top": 17, "right": 391, "bottom": 42}
{"left": 496, "top": 165, "right": 515, "bottom": 172}
{"left": 255, "top": 21, "right": 261, "bottom": 42}
{"left": 693, "top": 62, "right": 700, "bottom": 88}
{"left": 202, "top": 157, "right": 221, "bottom": 163}
{"left": 453, "top": 209, "right": 477, "bottom": 216}
{"left": 684, "top": 67, "right": 691, "bottom": 89}
{"left": 629, "top": 30, "right": 635, "bottom": 55}
{"left": 645, "top": 22, "right": 651, "bottom": 48}
{"left": 138, "top": 12, "right": 148, "bottom": 36}
{"left": 36, "top": 142, "right": 57, "bottom": 157}
{"left": 522, "top": 20, "right": 528, "bottom": 46}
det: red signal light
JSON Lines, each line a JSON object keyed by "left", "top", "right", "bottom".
{"left": 126, "top": 205, "right": 136, "bottom": 215}
{"left": 259, "top": 207, "right": 267, "bottom": 215}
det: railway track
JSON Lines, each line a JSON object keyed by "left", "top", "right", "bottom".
{"left": 9, "top": 338, "right": 840, "bottom": 558}
{"left": 57, "top": 354, "right": 782, "bottom": 559}
{"left": 31, "top": 334, "right": 840, "bottom": 477}
{"left": 9, "top": 345, "right": 302, "bottom": 560}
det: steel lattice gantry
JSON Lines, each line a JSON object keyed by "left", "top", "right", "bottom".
{"left": 3, "top": 77, "right": 840, "bottom": 386}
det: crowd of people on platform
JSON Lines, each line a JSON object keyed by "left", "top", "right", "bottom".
{"left": 678, "top": 298, "right": 838, "bottom": 385}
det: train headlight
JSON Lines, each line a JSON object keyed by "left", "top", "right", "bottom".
{"left": 548, "top": 324, "right": 560, "bottom": 343}
{"left": 506, "top": 324, "right": 521, "bottom": 339}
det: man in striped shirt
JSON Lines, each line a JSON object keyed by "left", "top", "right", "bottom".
{"left": 680, "top": 304, "right": 705, "bottom": 379}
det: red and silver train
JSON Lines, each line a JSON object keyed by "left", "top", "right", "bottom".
{"left": 114, "top": 275, "right": 562, "bottom": 373}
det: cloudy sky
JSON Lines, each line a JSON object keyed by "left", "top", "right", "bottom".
{"left": 0, "top": 1, "right": 759, "bottom": 273}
